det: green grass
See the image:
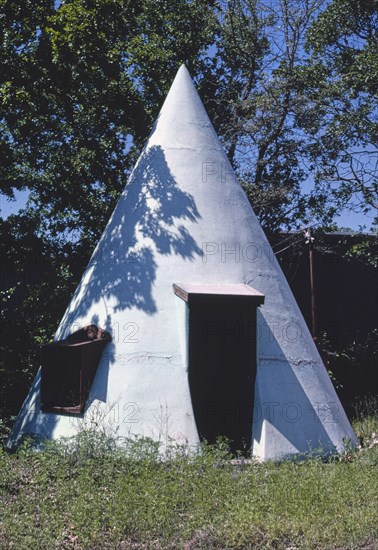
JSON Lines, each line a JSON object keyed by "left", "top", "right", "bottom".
{"left": 0, "top": 410, "right": 377, "bottom": 549}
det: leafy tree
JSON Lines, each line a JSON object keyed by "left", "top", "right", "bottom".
{"left": 0, "top": 0, "right": 217, "bottom": 244}
{"left": 300, "top": 0, "right": 378, "bottom": 224}
{"left": 199, "top": 0, "right": 377, "bottom": 231}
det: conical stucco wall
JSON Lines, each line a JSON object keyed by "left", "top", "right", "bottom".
{"left": 9, "top": 65, "right": 356, "bottom": 459}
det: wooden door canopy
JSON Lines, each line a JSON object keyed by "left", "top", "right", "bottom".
{"left": 173, "top": 283, "right": 265, "bottom": 304}
{"left": 40, "top": 325, "right": 112, "bottom": 415}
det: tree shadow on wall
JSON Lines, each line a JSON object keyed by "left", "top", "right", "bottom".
{"left": 9, "top": 146, "right": 204, "bottom": 446}
{"left": 59, "top": 144, "right": 203, "bottom": 333}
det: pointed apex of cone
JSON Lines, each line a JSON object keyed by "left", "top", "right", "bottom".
{"left": 164, "top": 63, "right": 196, "bottom": 102}
{"left": 177, "top": 62, "right": 190, "bottom": 74}
{"left": 173, "top": 63, "right": 192, "bottom": 81}
{"left": 147, "top": 62, "right": 220, "bottom": 154}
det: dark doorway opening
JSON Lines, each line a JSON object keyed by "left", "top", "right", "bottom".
{"left": 188, "top": 295, "right": 260, "bottom": 455}
{"left": 40, "top": 325, "right": 111, "bottom": 414}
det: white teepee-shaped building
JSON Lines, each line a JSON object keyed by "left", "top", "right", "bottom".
{"left": 9, "top": 65, "right": 356, "bottom": 459}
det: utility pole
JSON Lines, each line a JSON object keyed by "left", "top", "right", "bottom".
{"left": 304, "top": 228, "right": 318, "bottom": 342}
